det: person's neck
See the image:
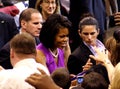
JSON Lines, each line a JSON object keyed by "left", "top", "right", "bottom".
{"left": 84, "top": 41, "right": 96, "bottom": 47}
{"left": 20, "top": 28, "right": 26, "bottom": 33}
{"left": 49, "top": 48, "right": 58, "bottom": 58}
{"left": 42, "top": 11, "right": 50, "bottom": 21}
{"left": 12, "top": 54, "right": 36, "bottom": 67}
{"left": 91, "top": 43, "right": 96, "bottom": 47}
{"left": 49, "top": 48, "right": 58, "bottom": 54}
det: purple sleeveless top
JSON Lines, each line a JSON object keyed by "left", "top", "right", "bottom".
{"left": 36, "top": 43, "right": 65, "bottom": 74}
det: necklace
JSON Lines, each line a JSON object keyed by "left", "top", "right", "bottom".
{"left": 49, "top": 48, "right": 58, "bottom": 58}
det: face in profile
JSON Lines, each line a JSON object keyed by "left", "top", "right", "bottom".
{"left": 79, "top": 25, "right": 99, "bottom": 46}
{"left": 24, "top": 13, "right": 43, "bottom": 37}
{"left": 54, "top": 28, "right": 69, "bottom": 49}
{"left": 40, "top": 0, "right": 57, "bottom": 15}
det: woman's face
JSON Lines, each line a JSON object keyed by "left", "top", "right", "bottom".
{"left": 54, "top": 28, "right": 69, "bottom": 49}
{"left": 79, "top": 25, "right": 99, "bottom": 46}
{"left": 40, "top": 0, "right": 57, "bottom": 15}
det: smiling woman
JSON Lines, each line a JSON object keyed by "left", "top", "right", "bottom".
{"left": 35, "top": 0, "right": 60, "bottom": 21}
{"left": 36, "top": 14, "right": 72, "bottom": 74}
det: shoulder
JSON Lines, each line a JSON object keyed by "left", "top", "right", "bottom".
{"left": 69, "top": 44, "right": 92, "bottom": 61}
{"left": 36, "top": 49, "right": 47, "bottom": 66}
{"left": 37, "top": 49, "right": 46, "bottom": 57}
{"left": 58, "top": 48, "right": 64, "bottom": 54}
{"left": 71, "top": 46, "right": 84, "bottom": 57}
{"left": 36, "top": 43, "right": 50, "bottom": 56}
{"left": 0, "top": 42, "right": 10, "bottom": 56}
{"left": 0, "top": 12, "right": 14, "bottom": 21}
{"left": 0, "top": 70, "right": 34, "bottom": 88}
{"left": 68, "top": 47, "right": 81, "bottom": 62}
{"left": 0, "top": 42, "right": 10, "bottom": 51}
{"left": 37, "top": 63, "right": 50, "bottom": 75}
{"left": 37, "top": 43, "right": 45, "bottom": 50}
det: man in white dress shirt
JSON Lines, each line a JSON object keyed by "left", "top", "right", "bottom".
{"left": 0, "top": 33, "right": 49, "bottom": 89}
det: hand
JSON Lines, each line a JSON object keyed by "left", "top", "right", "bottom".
{"left": 89, "top": 47, "right": 109, "bottom": 65}
{"left": 70, "top": 74, "right": 77, "bottom": 87}
{"left": 114, "top": 12, "right": 120, "bottom": 25}
{"left": 62, "top": 41, "right": 71, "bottom": 67}
{"left": 82, "top": 58, "right": 93, "bottom": 71}
{"left": 25, "top": 68, "right": 61, "bottom": 89}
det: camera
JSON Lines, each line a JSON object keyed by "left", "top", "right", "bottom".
{"left": 77, "top": 76, "right": 84, "bottom": 84}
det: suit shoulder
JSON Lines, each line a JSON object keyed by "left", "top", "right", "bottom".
{"left": 0, "top": 12, "right": 14, "bottom": 21}
{"left": 71, "top": 46, "right": 82, "bottom": 56}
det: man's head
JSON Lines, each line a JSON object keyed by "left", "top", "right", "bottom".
{"left": 78, "top": 17, "right": 99, "bottom": 46}
{"left": 19, "top": 8, "right": 43, "bottom": 37}
{"left": 81, "top": 72, "right": 108, "bottom": 89}
{"left": 51, "top": 68, "right": 71, "bottom": 89}
{"left": 10, "top": 33, "right": 36, "bottom": 66}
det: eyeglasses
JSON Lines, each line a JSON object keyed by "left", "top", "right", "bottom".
{"left": 43, "top": 0, "right": 56, "bottom": 5}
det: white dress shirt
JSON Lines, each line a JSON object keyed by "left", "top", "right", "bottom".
{"left": 0, "top": 58, "right": 49, "bottom": 89}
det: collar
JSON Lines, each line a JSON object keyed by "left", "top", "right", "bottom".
{"left": 83, "top": 39, "right": 105, "bottom": 56}
{"left": 14, "top": 58, "right": 36, "bottom": 68}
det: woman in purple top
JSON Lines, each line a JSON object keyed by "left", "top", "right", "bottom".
{"left": 36, "top": 14, "right": 72, "bottom": 73}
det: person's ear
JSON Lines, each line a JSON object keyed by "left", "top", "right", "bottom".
{"left": 10, "top": 48, "right": 14, "bottom": 59}
{"left": 10, "top": 48, "right": 16, "bottom": 67}
{"left": 97, "top": 28, "right": 100, "bottom": 35}
{"left": 78, "top": 29, "right": 81, "bottom": 36}
{"left": 21, "top": 20, "right": 27, "bottom": 29}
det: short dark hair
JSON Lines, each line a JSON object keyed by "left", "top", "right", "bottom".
{"left": 79, "top": 17, "right": 99, "bottom": 33}
{"left": 113, "top": 29, "right": 120, "bottom": 65}
{"left": 51, "top": 68, "right": 71, "bottom": 89}
{"left": 39, "top": 14, "right": 71, "bottom": 48}
{"left": 19, "top": 8, "right": 40, "bottom": 27}
{"left": 113, "top": 29, "right": 120, "bottom": 43}
{"left": 81, "top": 72, "right": 108, "bottom": 89}
{"left": 86, "top": 64, "right": 110, "bottom": 84}
{"left": 10, "top": 33, "right": 36, "bottom": 55}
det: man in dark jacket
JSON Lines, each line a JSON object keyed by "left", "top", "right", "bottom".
{"left": 0, "top": 8, "right": 42, "bottom": 69}
{"left": 67, "top": 16, "right": 105, "bottom": 75}
{"left": 0, "top": 12, "right": 19, "bottom": 49}
{"left": 68, "top": 0, "right": 117, "bottom": 51}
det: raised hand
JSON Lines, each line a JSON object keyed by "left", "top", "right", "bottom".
{"left": 82, "top": 58, "right": 93, "bottom": 71}
{"left": 89, "top": 47, "right": 109, "bottom": 65}
{"left": 114, "top": 12, "right": 120, "bottom": 26}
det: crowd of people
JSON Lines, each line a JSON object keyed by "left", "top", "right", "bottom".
{"left": 0, "top": 0, "right": 120, "bottom": 89}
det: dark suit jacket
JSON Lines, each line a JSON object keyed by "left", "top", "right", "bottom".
{"left": 69, "top": 0, "right": 90, "bottom": 31}
{"left": 67, "top": 41, "right": 96, "bottom": 75}
{"left": 28, "top": 0, "right": 37, "bottom": 8}
{"left": 117, "top": 0, "right": 120, "bottom": 12}
{"left": 0, "top": 12, "right": 19, "bottom": 49}
{"left": 68, "top": 0, "right": 94, "bottom": 51}
{"left": 0, "top": 42, "right": 12, "bottom": 69}
{"left": 68, "top": 0, "right": 116, "bottom": 51}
